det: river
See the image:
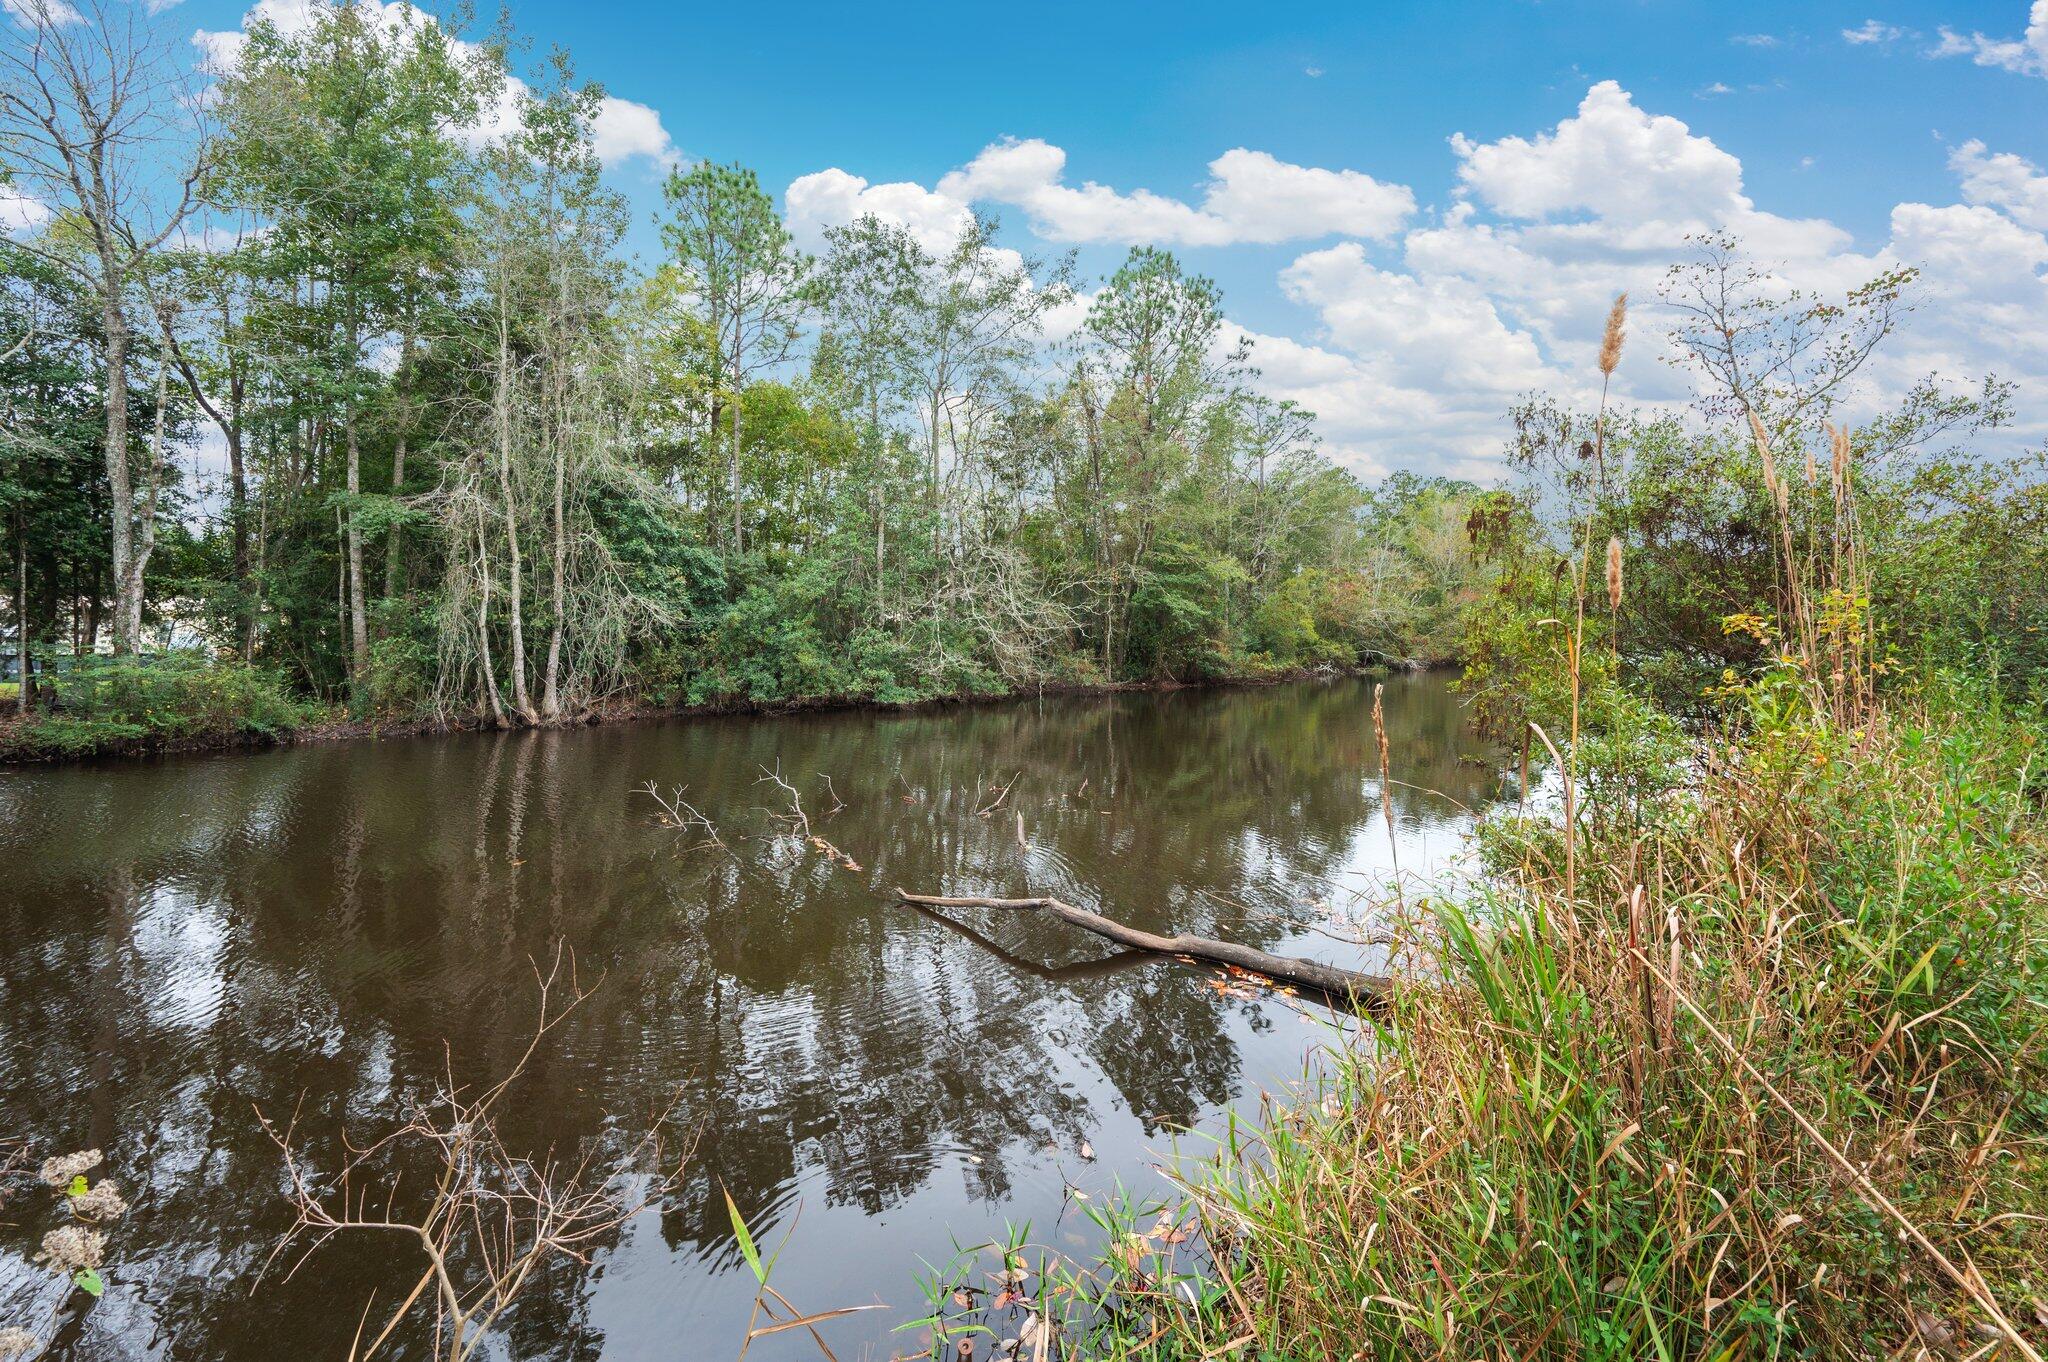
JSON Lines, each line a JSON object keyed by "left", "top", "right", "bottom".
{"left": 0, "top": 672, "right": 1500, "bottom": 1360}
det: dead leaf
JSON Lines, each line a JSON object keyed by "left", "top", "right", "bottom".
{"left": 1078, "top": 1141, "right": 1095, "bottom": 1161}
{"left": 1913, "top": 1310, "right": 1955, "bottom": 1351}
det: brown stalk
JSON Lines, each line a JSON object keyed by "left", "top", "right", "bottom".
{"left": 1634, "top": 947, "right": 2045, "bottom": 1362}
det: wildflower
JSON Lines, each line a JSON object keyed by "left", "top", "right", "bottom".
{"left": 71, "top": 1180, "right": 127, "bottom": 1222}
{"left": 36, "top": 1225, "right": 104, "bottom": 1276}
{"left": 37, "top": 1150, "right": 101, "bottom": 1189}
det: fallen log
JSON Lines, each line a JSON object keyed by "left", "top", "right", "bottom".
{"left": 894, "top": 888, "right": 1389, "bottom": 1004}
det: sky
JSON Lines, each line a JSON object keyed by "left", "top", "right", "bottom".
{"left": 25, "top": 0, "right": 2048, "bottom": 481}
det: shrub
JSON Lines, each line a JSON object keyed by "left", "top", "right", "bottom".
{"left": 4, "top": 653, "right": 320, "bottom": 757}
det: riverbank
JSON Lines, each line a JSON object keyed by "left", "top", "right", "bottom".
{"left": 0, "top": 657, "right": 1437, "bottom": 765}
{"left": 921, "top": 664, "right": 2048, "bottom": 1359}
{"left": 0, "top": 667, "right": 1493, "bottom": 1361}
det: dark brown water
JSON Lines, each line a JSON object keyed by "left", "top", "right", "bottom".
{"left": 0, "top": 673, "right": 1498, "bottom": 1360}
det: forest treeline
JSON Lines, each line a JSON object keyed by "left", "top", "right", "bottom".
{"left": 0, "top": 0, "right": 1482, "bottom": 757}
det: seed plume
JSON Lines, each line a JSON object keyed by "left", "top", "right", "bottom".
{"left": 1598, "top": 293, "right": 1628, "bottom": 377}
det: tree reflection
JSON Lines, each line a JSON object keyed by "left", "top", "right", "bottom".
{"left": 0, "top": 674, "right": 1498, "bottom": 1359}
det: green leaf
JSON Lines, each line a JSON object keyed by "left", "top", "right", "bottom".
{"left": 74, "top": 1268, "right": 104, "bottom": 1298}
{"left": 724, "top": 1190, "right": 766, "bottom": 1285}
{"left": 68, "top": 1175, "right": 88, "bottom": 1198}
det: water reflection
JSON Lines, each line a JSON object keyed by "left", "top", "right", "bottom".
{"left": 0, "top": 673, "right": 1499, "bottom": 1360}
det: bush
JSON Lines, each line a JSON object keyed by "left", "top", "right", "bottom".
{"left": 3, "top": 653, "right": 320, "bottom": 757}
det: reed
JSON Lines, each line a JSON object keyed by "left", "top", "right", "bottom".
{"left": 1036, "top": 666, "right": 2047, "bottom": 1361}
{"left": 1001, "top": 346, "right": 2048, "bottom": 1362}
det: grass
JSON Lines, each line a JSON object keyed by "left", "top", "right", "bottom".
{"left": 904, "top": 662, "right": 2048, "bottom": 1360}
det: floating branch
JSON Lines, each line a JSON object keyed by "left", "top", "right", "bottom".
{"left": 894, "top": 889, "right": 1389, "bottom": 1004}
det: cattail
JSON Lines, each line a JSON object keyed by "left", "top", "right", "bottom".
{"left": 1606, "top": 536, "right": 1624, "bottom": 611}
{"left": 1598, "top": 293, "right": 1628, "bottom": 377}
{"left": 1749, "top": 411, "right": 1780, "bottom": 497}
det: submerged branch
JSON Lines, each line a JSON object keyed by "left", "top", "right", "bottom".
{"left": 893, "top": 889, "right": 1389, "bottom": 1004}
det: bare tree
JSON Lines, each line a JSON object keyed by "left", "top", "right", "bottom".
{"left": 259, "top": 947, "right": 688, "bottom": 1362}
{"left": 0, "top": 0, "right": 203, "bottom": 653}
{"left": 1660, "top": 232, "right": 1915, "bottom": 439}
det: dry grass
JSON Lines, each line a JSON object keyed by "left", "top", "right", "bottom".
{"left": 995, "top": 665, "right": 2048, "bottom": 1361}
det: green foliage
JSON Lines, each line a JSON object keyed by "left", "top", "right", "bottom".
{"left": 1042, "top": 673, "right": 2046, "bottom": 1361}
{"left": 3, "top": 653, "right": 320, "bottom": 757}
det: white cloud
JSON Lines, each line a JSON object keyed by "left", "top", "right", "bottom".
{"left": 589, "top": 95, "right": 678, "bottom": 169}
{"left": 1, "top": 185, "right": 51, "bottom": 233}
{"left": 789, "top": 80, "right": 2048, "bottom": 478}
{"left": 1951, "top": 139, "right": 2048, "bottom": 230}
{"left": 1281, "top": 243, "right": 1549, "bottom": 395}
{"left": 919, "top": 138, "right": 1414, "bottom": 247}
{"left": 195, "top": 0, "right": 677, "bottom": 167}
{"left": 1842, "top": 19, "right": 1905, "bottom": 44}
{"left": 1457, "top": 81, "right": 1731, "bottom": 224}
{"left": 788, "top": 138, "right": 1414, "bottom": 259}
{"left": 1243, "top": 81, "right": 2048, "bottom": 474}
{"left": 1194, "top": 148, "right": 1416, "bottom": 243}
{"left": 1, "top": 0, "right": 82, "bottom": 26}
{"left": 1731, "top": 32, "right": 1780, "bottom": 46}
{"left": 784, "top": 168, "right": 975, "bottom": 254}
{"left": 1930, "top": 0, "right": 2048, "bottom": 75}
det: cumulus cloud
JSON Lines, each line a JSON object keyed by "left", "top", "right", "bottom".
{"left": 1, "top": 0, "right": 82, "bottom": 26}
{"left": 784, "top": 168, "right": 975, "bottom": 254}
{"left": 1248, "top": 82, "right": 2048, "bottom": 474}
{"left": 589, "top": 95, "right": 679, "bottom": 169}
{"left": 786, "top": 83, "right": 2048, "bottom": 478}
{"left": 1842, "top": 19, "right": 1906, "bottom": 44}
{"left": 194, "top": 0, "right": 677, "bottom": 168}
{"left": 1930, "top": 0, "right": 2048, "bottom": 76}
{"left": 788, "top": 138, "right": 1413, "bottom": 255}
{"left": 938, "top": 139, "right": 1414, "bottom": 246}
{"left": 1951, "top": 139, "right": 2048, "bottom": 230}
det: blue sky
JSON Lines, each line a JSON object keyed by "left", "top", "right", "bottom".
{"left": 171, "top": 0, "right": 2048, "bottom": 476}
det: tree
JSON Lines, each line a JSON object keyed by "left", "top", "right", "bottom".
{"left": 813, "top": 214, "right": 922, "bottom": 609}
{"left": 437, "top": 54, "right": 674, "bottom": 723}
{"left": 657, "top": 161, "right": 809, "bottom": 553}
{"left": 1073, "top": 247, "right": 1249, "bottom": 674}
{"left": 209, "top": 0, "right": 479, "bottom": 702}
{"left": 0, "top": 0, "right": 203, "bottom": 653}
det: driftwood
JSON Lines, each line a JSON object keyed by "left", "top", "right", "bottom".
{"left": 894, "top": 889, "right": 1389, "bottom": 1004}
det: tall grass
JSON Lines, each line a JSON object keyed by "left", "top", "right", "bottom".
{"left": 954, "top": 665, "right": 2041, "bottom": 1362}
{"left": 920, "top": 404, "right": 2048, "bottom": 1359}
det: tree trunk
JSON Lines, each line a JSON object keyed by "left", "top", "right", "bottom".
{"left": 115, "top": 333, "right": 172, "bottom": 655}
{"left": 474, "top": 498, "right": 508, "bottom": 728}
{"left": 541, "top": 414, "right": 566, "bottom": 720}
{"left": 345, "top": 413, "right": 369, "bottom": 693}
{"left": 227, "top": 420, "right": 252, "bottom": 660}
{"left": 729, "top": 371, "right": 744, "bottom": 554}
{"left": 384, "top": 331, "right": 413, "bottom": 609}
{"left": 101, "top": 284, "right": 137, "bottom": 655}
{"left": 894, "top": 890, "right": 1388, "bottom": 1004}
{"left": 13, "top": 516, "right": 31, "bottom": 714}
{"left": 495, "top": 321, "right": 533, "bottom": 721}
